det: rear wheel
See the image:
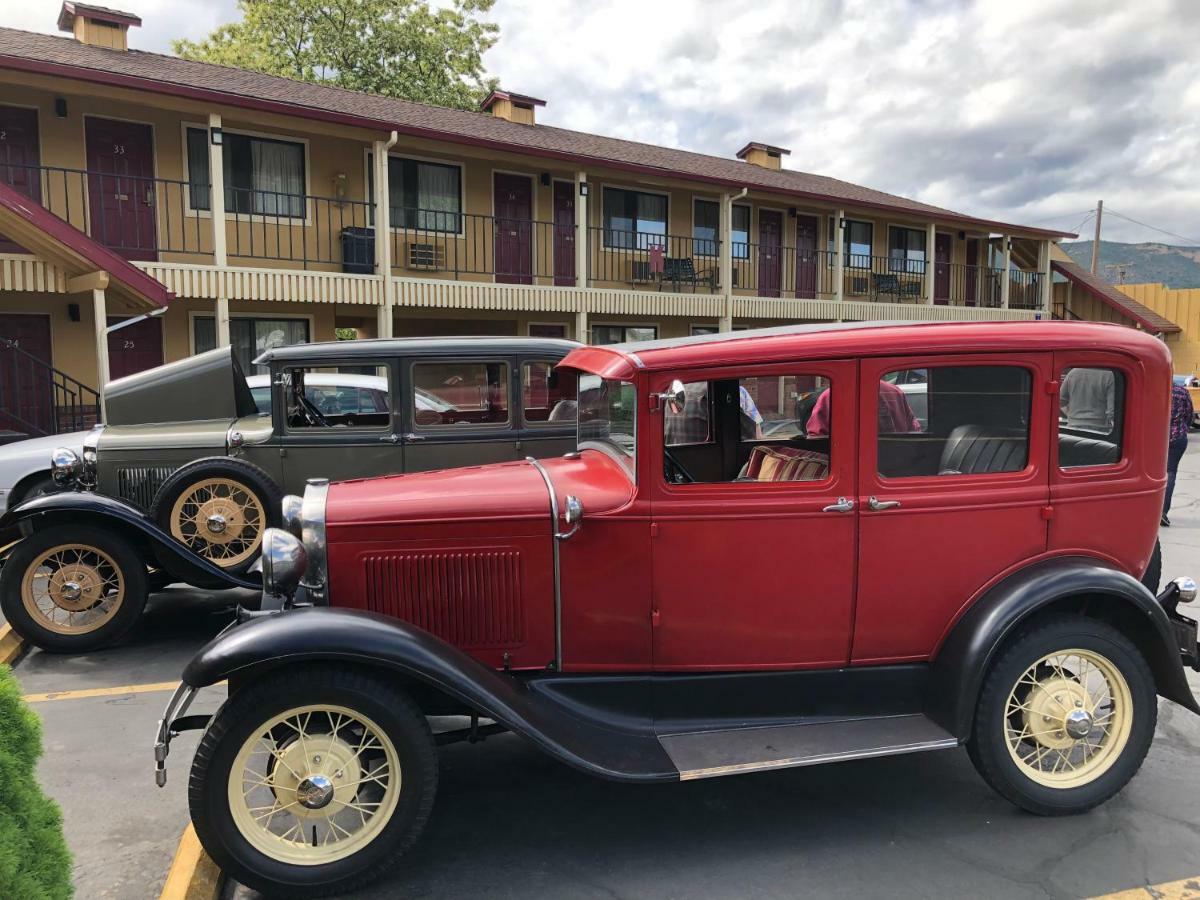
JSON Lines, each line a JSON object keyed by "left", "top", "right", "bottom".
{"left": 0, "top": 525, "right": 148, "bottom": 652}
{"left": 151, "top": 458, "right": 281, "bottom": 577}
{"left": 189, "top": 665, "right": 437, "bottom": 898}
{"left": 967, "top": 615, "right": 1156, "bottom": 815}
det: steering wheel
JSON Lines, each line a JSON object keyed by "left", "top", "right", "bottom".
{"left": 296, "top": 392, "right": 329, "bottom": 427}
{"left": 663, "top": 448, "right": 695, "bottom": 484}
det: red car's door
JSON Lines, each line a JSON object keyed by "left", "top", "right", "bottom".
{"left": 852, "top": 353, "right": 1053, "bottom": 663}
{"left": 649, "top": 360, "right": 858, "bottom": 670}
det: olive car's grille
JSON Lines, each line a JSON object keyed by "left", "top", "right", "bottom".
{"left": 362, "top": 550, "right": 524, "bottom": 647}
{"left": 115, "top": 466, "right": 175, "bottom": 511}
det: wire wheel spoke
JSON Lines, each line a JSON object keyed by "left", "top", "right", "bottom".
{"left": 21, "top": 543, "right": 125, "bottom": 634}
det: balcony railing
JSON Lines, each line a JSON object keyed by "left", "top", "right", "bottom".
{"left": 588, "top": 229, "right": 721, "bottom": 293}
{"left": 0, "top": 337, "right": 100, "bottom": 437}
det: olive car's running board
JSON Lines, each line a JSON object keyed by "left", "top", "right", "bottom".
{"left": 661, "top": 714, "right": 957, "bottom": 781}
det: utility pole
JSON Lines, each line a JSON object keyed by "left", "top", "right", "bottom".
{"left": 1090, "top": 200, "right": 1103, "bottom": 274}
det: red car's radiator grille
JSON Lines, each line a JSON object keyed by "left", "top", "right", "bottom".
{"left": 361, "top": 550, "right": 524, "bottom": 647}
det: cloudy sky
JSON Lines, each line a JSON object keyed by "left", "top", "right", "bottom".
{"left": 9, "top": 0, "right": 1200, "bottom": 243}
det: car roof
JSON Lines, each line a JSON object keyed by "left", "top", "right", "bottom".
{"left": 560, "top": 320, "right": 1172, "bottom": 380}
{"left": 254, "top": 336, "right": 580, "bottom": 365}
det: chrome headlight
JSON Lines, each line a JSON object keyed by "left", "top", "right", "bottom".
{"left": 50, "top": 447, "right": 80, "bottom": 486}
{"left": 261, "top": 527, "right": 308, "bottom": 600}
{"left": 300, "top": 478, "right": 330, "bottom": 602}
{"left": 1174, "top": 576, "right": 1198, "bottom": 605}
{"left": 280, "top": 494, "right": 304, "bottom": 539}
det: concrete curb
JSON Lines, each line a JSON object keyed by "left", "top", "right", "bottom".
{"left": 159, "top": 824, "right": 223, "bottom": 900}
{"left": 0, "top": 623, "right": 25, "bottom": 666}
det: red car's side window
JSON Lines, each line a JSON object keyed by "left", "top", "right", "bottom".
{"left": 1058, "top": 366, "right": 1126, "bottom": 469}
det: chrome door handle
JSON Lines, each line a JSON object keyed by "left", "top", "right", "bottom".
{"left": 823, "top": 497, "right": 855, "bottom": 513}
{"left": 380, "top": 433, "right": 400, "bottom": 444}
{"left": 402, "top": 433, "right": 425, "bottom": 442}
{"left": 868, "top": 496, "right": 901, "bottom": 511}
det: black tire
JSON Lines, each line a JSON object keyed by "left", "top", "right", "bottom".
{"left": 0, "top": 525, "right": 148, "bottom": 652}
{"left": 1141, "top": 539, "right": 1162, "bottom": 595}
{"left": 150, "top": 457, "right": 281, "bottom": 577}
{"left": 189, "top": 665, "right": 438, "bottom": 898}
{"left": 966, "top": 615, "right": 1156, "bottom": 816}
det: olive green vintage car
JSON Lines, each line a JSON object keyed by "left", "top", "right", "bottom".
{"left": 0, "top": 336, "right": 578, "bottom": 651}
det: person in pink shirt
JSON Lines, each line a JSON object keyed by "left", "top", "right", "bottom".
{"left": 806, "top": 381, "right": 921, "bottom": 436}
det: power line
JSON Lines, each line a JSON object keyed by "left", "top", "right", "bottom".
{"left": 1068, "top": 211, "right": 1095, "bottom": 237}
{"left": 1103, "top": 208, "right": 1200, "bottom": 247}
{"left": 1025, "top": 208, "right": 1098, "bottom": 226}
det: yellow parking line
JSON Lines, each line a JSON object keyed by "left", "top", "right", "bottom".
{"left": 159, "top": 824, "right": 223, "bottom": 900}
{"left": 0, "top": 623, "right": 24, "bottom": 666}
{"left": 1092, "top": 876, "right": 1200, "bottom": 899}
{"left": 24, "top": 680, "right": 184, "bottom": 704}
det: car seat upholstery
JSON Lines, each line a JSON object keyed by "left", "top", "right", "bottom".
{"left": 938, "top": 425, "right": 1028, "bottom": 475}
{"left": 742, "top": 445, "right": 830, "bottom": 481}
{"left": 1058, "top": 432, "right": 1120, "bottom": 467}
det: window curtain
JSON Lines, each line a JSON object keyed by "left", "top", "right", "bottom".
{"left": 636, "top": 193, "right": 667, "bottom": 250}
{"left": 192, "top": 316, "right": 309, "bottom": 375}
{"left": 251, "top": 141, "right": 304, "bottom": 217}
{"left": 416, "top": 164, "right": 459, "bottom": 232}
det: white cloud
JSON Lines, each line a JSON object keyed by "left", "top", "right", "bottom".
{"left": 9, "top": 0, "right": 1200, "bottom": 242}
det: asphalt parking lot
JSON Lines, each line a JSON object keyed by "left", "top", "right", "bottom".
{"left": 6, "top": 435, "right": 1200, "bottom": 899}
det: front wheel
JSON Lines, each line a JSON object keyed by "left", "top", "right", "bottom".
{"left": 189, "top": 665, "right": 438, "bottom": 898}
{"left": 967, "top": 615, "right": 1156, "bottom": 815}
{"left": 0, "top": 525, "right": 148, "bottom": 652}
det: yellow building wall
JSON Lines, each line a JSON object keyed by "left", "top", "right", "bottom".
{"left": 1118, "top": 283, "right": 1200, "bottom": 375}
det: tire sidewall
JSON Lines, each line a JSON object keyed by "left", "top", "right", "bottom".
{"left": 190, "top": 668, "right": 437, "bottom": 896}
{"left": 971, "top": 617, "right": 1156, "bottom": 814}
{"left": 150, "top": 458, "right": 282, "bottom": 578}
{"left": 0, "top": 525, "right": 148, "bottom": 652}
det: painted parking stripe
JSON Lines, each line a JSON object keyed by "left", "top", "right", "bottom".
{"left": 0, "top": 623, "right": 24, "bottom": 666}
{"left": 159, "top": 824, "right": 223, "bottom": 900}
{"left": 1093, "top": 876, "right": 1200, "bottom": 899}
{"left": 25, "top": 680, "right": 185, "bottom": 704}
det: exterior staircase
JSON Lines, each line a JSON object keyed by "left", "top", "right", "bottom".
{"left": 0, "top": 338, "right": 99, "bottom": 443}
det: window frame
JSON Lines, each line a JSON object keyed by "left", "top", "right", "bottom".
{"left": 1052, "top": 352, "right": 1136, "bottom": 481}
{"left": 888, "top": 225, "right": 928, "bottom": 275}
{"left": 190, "top": 312, "right": 313, "bottom": 376}
{"left": 601, "top": 185, "right": 669, "bottom": 250}
{"left": 827, "top": 217, "right": 874, "bottom": 268}
{"left": 183, "top": 123, "right": 310, "bottom": 222}
{"left": 519, "top": 358, "right": 575, "bottom": 430}
{"left": 590, "top": 323, "right": 659, "bottom": 345}
{"left": 692, "top": 198, "right": 751, "bottom": 260}
{"left": 278, "top": 361, "right": 395, "bottom": 435}
{"left": 407, "top": 357, "right": 513, "bottom": 431}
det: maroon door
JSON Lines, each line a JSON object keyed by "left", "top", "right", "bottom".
{"left": 964, "top": 239, "right": 979, "bottom": 306}
{"left": 795, "top": 214, "right": 819, "bottom": 299}
{"left": 757, "top": 209, "right": 782, "bottom": 298}
{"left": 0, "top": 106, "right": 41, "bottom": 253}
{"left": 493, "top": 173, "right": 533, "bottom": 284}
{"left": 934, "top": 232, "right": 952, "bottom": 305}
{"left": 85, "top": 117, "right": 157, "bottom": 261}
{"left": 0, "top": 314, "right": 53, "bottom": 435}
{"left": 553, "top": 181, "right": 575, "bottom": 286}
{"left": 107, "top": 316, "right": 164, "bottom": 380}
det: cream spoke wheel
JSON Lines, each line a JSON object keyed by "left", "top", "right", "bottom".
{"left": 19, "top": 543, "right": 125, "bottom": 635}
{"left": 229, "top": 705, "right": 402, "bottom": 866}
{"left": 169, "top": 478, "right": 265, "bottom": 568}
{"left": 1003, "top": 648, "right": 1133, "bottom": 789}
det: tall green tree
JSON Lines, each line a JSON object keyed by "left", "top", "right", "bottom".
{"left": 173, "top": 0, "right": 498, "bottom": 111}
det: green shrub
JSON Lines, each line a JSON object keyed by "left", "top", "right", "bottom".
{"left": 0, "top": 663, "right": 72, "bottom": 899}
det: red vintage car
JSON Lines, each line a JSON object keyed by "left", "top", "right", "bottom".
{"left": 155, "top": 321, "right": 1199, "bottom": 898}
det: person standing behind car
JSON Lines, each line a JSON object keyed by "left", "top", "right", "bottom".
{"left": 1060, "top": 366, "right": 1115, "bottom": 433}
{"left": 1163, "top": 379, "right": 1194, "bottom": 526}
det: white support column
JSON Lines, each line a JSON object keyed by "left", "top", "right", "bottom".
{"left": 1000, "top": 236, "right": 1012, "bottom": 310}
{"left": 1039, "top": 239, "right": 1053, "bottom": 313}
{"left": 575, "top": 172, "right": 588, "bottom": 289}
{"left": 719, "top": 193, "right": 734, "bottom": 331}
{"left": 373, "top": 138, "right": 395, "bottom": 339}
{"left": 574, "top": 310, "right": 588, "bottom": 344}
{"left": 92, "top": 287, "right": 109, "bottom": 420}
{"left": 924, "top": 223, "right": 936, "bottom": 305}
{"left": 207, "top": 113, "right": 230, "bottom": 348}
{"left": 833, "top": 209, "right": 845, "bottom": 303}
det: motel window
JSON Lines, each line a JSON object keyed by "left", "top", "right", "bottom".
{"left": 591, "top": 324, "right": 658, "bottom": 345}
{"left": 693, "top": 199, "right": 750, "bottom": 259}
{"left": 889, "top": 227, "right": 927, "bottom": 274}
{"left": 186, "top": 127, "right": 306, "bottom": 218}
{"left": 194, "top": 316, "right": 310, "bottom": 376}
{"left": 368, "top": 154, "right": 463, "bottom": 233}
{"left": 827, "top": 218, "right": 873, "bottom": 268}
{"left": 603, "top": 188, "right": 667, "bottom": 249}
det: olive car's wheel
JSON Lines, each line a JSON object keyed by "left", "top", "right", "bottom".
{"left": 0, "top": 525, "right": 148, "bottom": 652}
{"left": 189, "top": 665, "right": 437, "bottom": 898}
{"left": 151, "top": 459, "right": 281, "bottom": 576}
{"left": 967, "top": 615, "right": 1156, "bottom": 815}
{"left": 1141, "top": 540, "right": 1162, "bottom": 595}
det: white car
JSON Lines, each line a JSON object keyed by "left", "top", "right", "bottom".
{"left": 0, "top": 429, "right": 90, "bottom": 520}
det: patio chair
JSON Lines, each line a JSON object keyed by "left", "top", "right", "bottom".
{"left": 660, "top": 257, "right": 717, "bottom": 293}
{"left": 871, "top": 272, "right": 903, "bottom": 302}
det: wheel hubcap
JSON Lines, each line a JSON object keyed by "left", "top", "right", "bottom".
{"left": 169, "top": 478, "right": 265, "bottom": 568}
{"left": 1064, "top": 708, "right": 1094, "bottom": 740}
{"left": 296, "top": 774, "right": 335, "bottom": 810}
{"left": 20, "top": 544, "right": 125, "bottom": 635}
{"left": 205, "top": 513, "right": 228, "bottom": 535}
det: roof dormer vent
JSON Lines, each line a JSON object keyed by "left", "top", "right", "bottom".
{"left": 58, "top": 2, "right": 141, "bottom": 52}
{"left": 481, "top": 90, "right": 546, "bottom": 126}
{"left": 736, "top": 142, "right": 790, "bottom": 170}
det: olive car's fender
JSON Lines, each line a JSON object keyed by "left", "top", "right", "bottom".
{"left": 3, "top": 492, "right": 256, "bottom": 591}
{"left": 183, "top": 607, "right": 677, "bottom": 783}
{"left": 927, "top": 556, "right": 1200, "bottom": 739}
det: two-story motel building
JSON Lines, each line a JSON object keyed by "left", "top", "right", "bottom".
{"left": 0, "top": 2, "right": 1181, "bottom": 437}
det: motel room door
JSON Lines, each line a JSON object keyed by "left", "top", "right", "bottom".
{"left": 0, "top": 314, "right": 53, "bottom": 435}
{"left": 494, "top": 173, "right": 534, "bottom": 284}
{"left": 553, "top": 180, "right": 575, "bottom": 286}
{"left": 795, "top": 214, "right": 819, "bottom": 299}
{"left": 84, "top": 117, "right": 158, "bottom": 261}
{"left": 757, "top": 209, "right": 783, "bottom": 297}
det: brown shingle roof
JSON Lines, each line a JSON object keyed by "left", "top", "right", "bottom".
{"left": 0, "top": 26, "right": 1073, "bottom": 239}
{"left": 1051, "top": 258, "right": 1180, "bottom": 333}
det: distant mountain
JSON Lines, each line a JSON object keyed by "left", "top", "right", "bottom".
{"left": 1061, "top": 241, "right": 1200, "bottom": 289}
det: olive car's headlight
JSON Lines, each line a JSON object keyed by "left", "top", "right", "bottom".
{"left": 280, "top": 494, "right": 304, "bottom": 539}
{"left": 50, "top": 447, "right": 80, "bottom": 486}
{"left": 261, "top": 527, "right": 308, "bottom": 600}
